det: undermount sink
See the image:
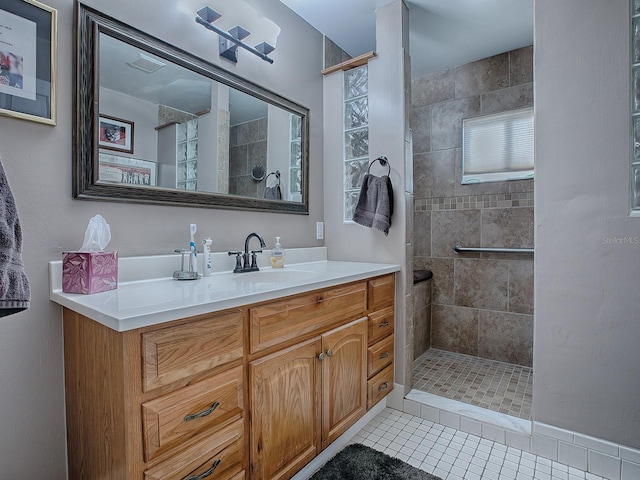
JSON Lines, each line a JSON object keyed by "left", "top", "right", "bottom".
{"left": 233, "top": 269, "right": 320, "bottom": 283}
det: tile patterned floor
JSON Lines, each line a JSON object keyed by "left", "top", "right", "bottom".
{"left": 349, "top": 408, "right": 605, "bottom": 480}
{"left": 413, "top": 349, "right": 533, "bottom": 420}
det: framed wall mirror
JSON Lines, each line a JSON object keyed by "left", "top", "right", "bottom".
{"left": 74, "top": 3, "right": 309, "bottom": 213}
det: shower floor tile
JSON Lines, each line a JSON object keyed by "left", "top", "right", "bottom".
{"left": 413, "top": 349, "right": 532, "bottom": 420}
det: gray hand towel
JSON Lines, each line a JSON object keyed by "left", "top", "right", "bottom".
{"left": 352, "top": 173, "right": 394, "bottom": 235}
{"left": 0, "top": 158, "right": 30, "bottom": 317}
{"left": 263, "top": 185, "right": 282, "bottom": 200}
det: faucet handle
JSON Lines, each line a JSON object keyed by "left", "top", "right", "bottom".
{"left": 250, "top": 249, "right": 263, "bottom": 269}
{"left": 228, "top": 251, "right": 243, "bottom": 273}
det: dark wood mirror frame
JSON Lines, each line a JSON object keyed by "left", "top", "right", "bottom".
{"left": 74, "top": 3, "right": 309, "bottom": 214}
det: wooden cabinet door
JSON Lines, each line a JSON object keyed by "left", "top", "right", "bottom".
{"left": 250, "top": 337, "right": 322, "bottom": 480}
{"left": 321, "top": 317, "right": 368, "bottom": 449}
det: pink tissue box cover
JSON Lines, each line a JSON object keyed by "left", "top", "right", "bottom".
{"left": 62, "top": 251, "right": 118, "bottom": 294}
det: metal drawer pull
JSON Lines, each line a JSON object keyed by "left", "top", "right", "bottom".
{"left": 326, "top": 348, "right": 333, "bottom": 357}
{"left": 185, "top": 459, "right": 221, "bottom": 480}
{"left": 184, "top": 401, "right": 220, "bottom": 422}
{"left": 318, "top": 352, "right": 325, "bottom": 361}
{"left": 378, "top": 382, "right": 389, "bottom": 391}
{"left": 378, "top": 351, "right": 390, "bottom": 359}
{"left": 378, "top": 321, "right": 389, "bottom": 328}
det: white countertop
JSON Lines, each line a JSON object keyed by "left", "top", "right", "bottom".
{"left": 49, "top": 248, "right": 400, "bottom": 332}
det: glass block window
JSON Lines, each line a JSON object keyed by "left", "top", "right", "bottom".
{"left": 462, "top": 107, "right": 534, "bottom": 184}
{"left": 289, "top": 114, "right": 302, "bottom": 202}
{"left": 177, "top": 118, "right": 198, "bottom": 191}
{"left": 632, "top": 1, "right": 640, "bottom": 213}
{"left": 343, "top": 65, "right": 369, "bottom": 222}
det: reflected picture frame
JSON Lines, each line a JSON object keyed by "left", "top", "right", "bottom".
{"left": 98, "top": 153, "right": 156, "bottom": 186}
{"left": 98, "top": 115, "right": 134, "bottom": 153}
{"left": 0, "top": 0, "right": 57, "bottom": 125}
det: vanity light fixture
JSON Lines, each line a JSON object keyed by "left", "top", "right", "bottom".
{"left": 195, "top": 6, "right": 275, "bottom": 64}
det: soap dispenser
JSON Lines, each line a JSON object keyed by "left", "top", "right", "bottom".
{"left": 270, "top": 237, "right": 286, "bottom": 268}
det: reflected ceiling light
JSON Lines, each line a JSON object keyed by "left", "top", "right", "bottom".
{"left": 195, "top": 6, "right": 275, "bottom": 64}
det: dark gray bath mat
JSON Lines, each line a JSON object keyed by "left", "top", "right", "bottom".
{"left": 310, "top": 443, "right": 443, "bottom": 480}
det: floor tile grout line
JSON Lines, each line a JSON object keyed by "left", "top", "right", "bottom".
{"left": 348, "top": 407, "right": 605, "bottom": 480}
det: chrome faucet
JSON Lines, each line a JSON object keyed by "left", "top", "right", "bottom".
{"left": 228, "top": 232, "right": 266, "bottom": 273}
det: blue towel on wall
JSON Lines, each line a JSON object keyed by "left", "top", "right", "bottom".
{"left": 0, "top": 158, "right": 30, "bottom": 317}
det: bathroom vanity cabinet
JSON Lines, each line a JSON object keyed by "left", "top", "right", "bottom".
{"left": 63, "top": 307, "right": 247, "bottom": 480}
{"left": 60, "top": 271, "right": 395, "bottom": 480}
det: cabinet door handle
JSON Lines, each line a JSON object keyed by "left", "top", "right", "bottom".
{"left": 378, "top": 351, "right": 390, "bottom": 359}
{"left": 318, "top": 352, "right": 325, "bottom": 361}
{"left": 378, "top": 382, "right": 389, "bottom": 391}
{"left": 185, "top": 459, "right": 221, "bottom": 480}
{"left": 378, "top": 321, "right": 389, "bottom": 328}
{"left": 184, "top": 401, "right": 220, "bottom": 422}
{"left": 326, "top": 348, "right": 333, "bottom": 357}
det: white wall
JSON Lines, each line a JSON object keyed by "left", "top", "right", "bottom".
{"left": 534, "top": 0, "right": 640, "bottom": 449}
{"left": 99, "top": 88, "right": 158, "bottom": 163}
{"left": 0, "top": 0, "right": 323, "bottom": 476}
{"left": 323, "top": 1, "right": 412, "bottom": 388}
{"left": 267, "top": 103, "right": 291, "bottom": 195}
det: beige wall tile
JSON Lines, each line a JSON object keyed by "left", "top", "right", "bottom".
{"left": 431, "top": 209, "right": 481, "bottom": 257}
{"left": 413, "top": 210, "right": 431, "bottom": 257}
{"left": 413, "top": 149, "right": 457, "bottom": 198}
{"left": 412, "top": 69, "right": 455, "bottom": 107}
{"left": 431, "top": 304, "right": 478, "bottom": 355}
{"left": 510, "top": 46, "right": 534, "bottom": 86}
{"left": 481, "top": 83, "right": 533, "bottom": 115}
{"left": 454, "top": 53, "right": 509, "bottom": 98}
{"left": 411, "top": 105, "right": 431, "bottom": 154}
{"left": 431, "top": 97, "right": 481, "bottom": 151}
{"left": 478, "top": 310, "right": 533, "bottom": 366}
{"left": 454, "top": 258, "right": 509, "bottom": 311}
{"left": 413, "top": 278, "right": 431, "bottom": 309}
{"left": 425, "top": 258, "right": 455, "bottom": 305}
{"left": 413, "top": 302, "right": 431, "bottom": 359}
{"left": 482, "top": 207, "right": 534, "bottom": 249}
{"left": 508, "top": 259, "right": 534, "bottom": 315}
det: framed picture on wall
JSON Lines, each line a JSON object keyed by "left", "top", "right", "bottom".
{"left": 98, "top": 115, "right": 134, "bottom": 153}
{"left": 0, "top": 0, "right": 57, "bottom": 125}
{"left": 98, "top": 153, "right": 156, "bottom": 186}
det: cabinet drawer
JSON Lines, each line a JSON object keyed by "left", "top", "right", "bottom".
{"left": 144, "top": 418, "right": 244, "bottom": 480}
{"left": 367, "top": 364, "right": 394, "bottom": 409}
{"left": 142, "top": 366, "right": 244, "bottom": 461}
{"left": 250, "top": 282, "right": 367, "bottom": 353}
{"left": 367, "top": 334, "right": 394, "bottom": 377}
{"left": 367, "top": 275, "right": 395, "bottom": 312}
{"left": 142, "top": 310, "right": 243, "bottom": 392}
{"left": 368, "top": 306, "right": 394, "bottom": 345}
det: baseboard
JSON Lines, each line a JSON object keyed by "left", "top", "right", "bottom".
{"left": 401, "top": 389, "right": 640, "bottom": 480}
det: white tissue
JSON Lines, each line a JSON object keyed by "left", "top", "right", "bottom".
{"left": 79, "top": 214, "right": 112, "bottom": 252}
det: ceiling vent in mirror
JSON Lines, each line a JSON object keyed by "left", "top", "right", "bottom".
{"left": 462, "top": 107, "right": 534, "bottom": 184}
{"left": 127, "top": 53, "right": 166, "bottom": 73}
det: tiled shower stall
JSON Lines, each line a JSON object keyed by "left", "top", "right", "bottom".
{"left": 410, "top": 47, "right": 535, "bottom": 414}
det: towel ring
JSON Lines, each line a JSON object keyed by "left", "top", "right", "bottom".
{"left": 368, "top": 156, "right": 390, "bottom": 176}
{"left": 265, "top": 170, "right": 281, "bottom": 186}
